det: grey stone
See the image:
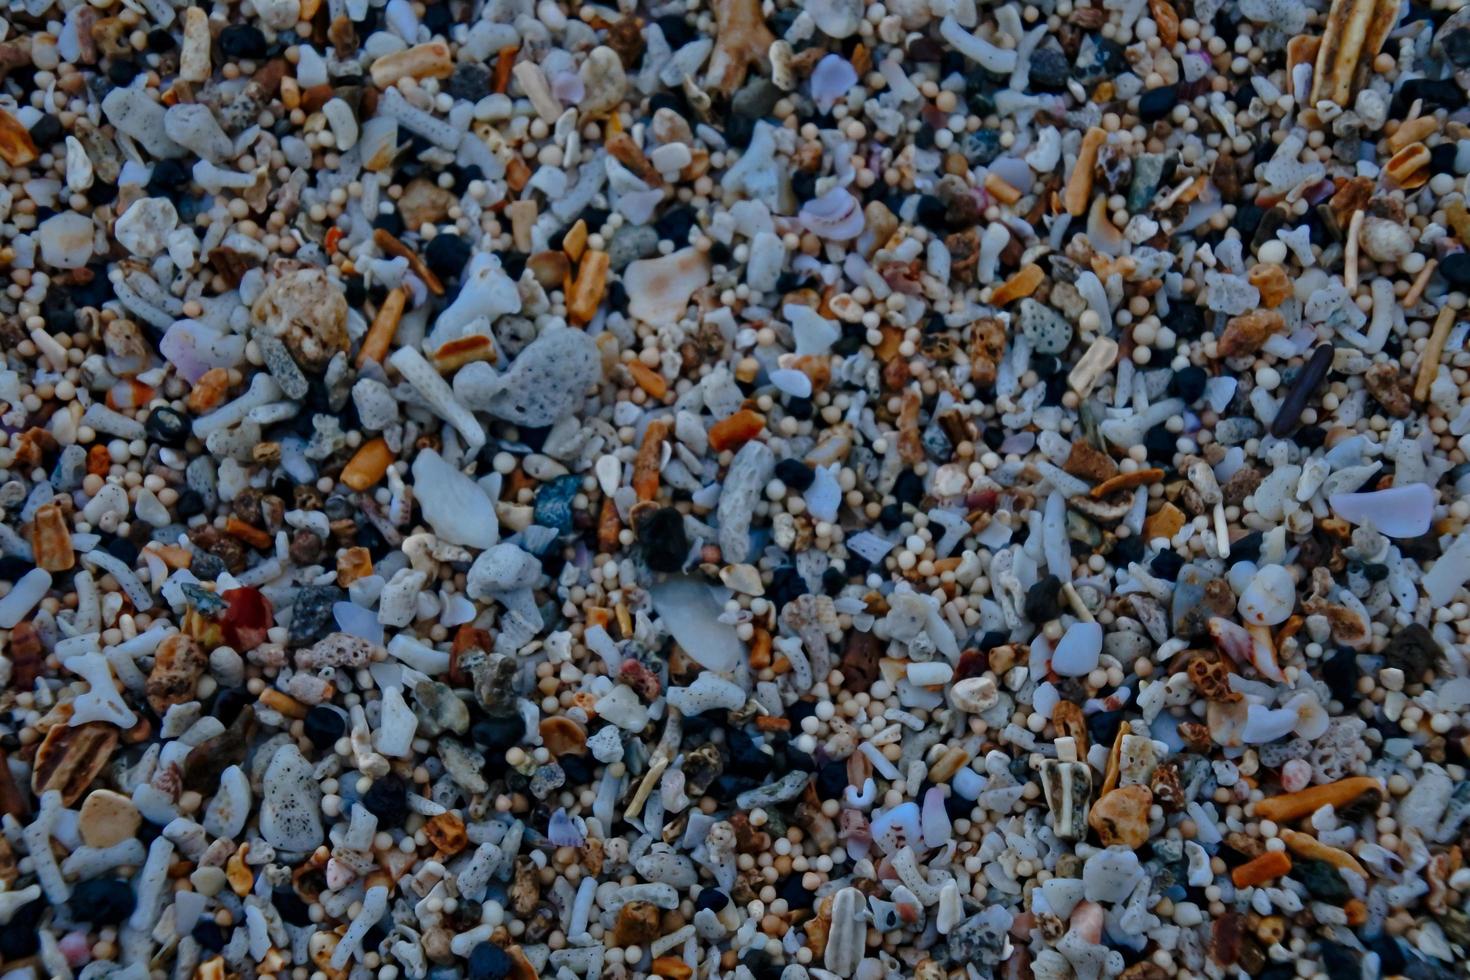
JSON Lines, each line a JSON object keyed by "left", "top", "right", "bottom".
{"left": 608, "top": 224, "right": 659, "bottom": 270}
{"left": 731, "top": 78, "right": 782, "bottom": 119}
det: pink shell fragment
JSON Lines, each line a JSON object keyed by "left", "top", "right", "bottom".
{"left": 798, "top": 188, "right": 865, "bottom": 241}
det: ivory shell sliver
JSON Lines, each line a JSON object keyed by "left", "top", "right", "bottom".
{"left": 823, "top": 886, "right": 870, "bottom": 977}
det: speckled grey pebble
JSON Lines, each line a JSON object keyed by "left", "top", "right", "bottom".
{"left": 1018, "top": 299, "right": 1074, "bottom": 355}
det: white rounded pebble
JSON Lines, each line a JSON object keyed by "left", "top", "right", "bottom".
{"left": 1237, "top": 564, "right": 1295, "bottom": 626}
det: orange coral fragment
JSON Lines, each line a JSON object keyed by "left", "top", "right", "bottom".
{"left": 1254, "top": 776, "right": 1383, "bottom": 823}
{"left": 1231, "top": 850, "right": 1291, "bottom": 888}
{"left": 340, "top": 438, "right": 394, "bottom": 491}
{"left": 708, "top": 409, "right": 765, "bottom": 453}
{"left": 633, "top": 418, "right": 671, "bottom": 501}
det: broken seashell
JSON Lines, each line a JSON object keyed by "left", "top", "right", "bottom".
{"left": 799, "top": 188, "right": 865, "bottom": 241}
{"left": 1040, "top": 738, "right": 1092, "bottom": 841}
{"left": 1309, "top": 0, "right": 1401, "bottom": 107}
{"left": 623, "top": 248, "right": 711, "bottom": 325}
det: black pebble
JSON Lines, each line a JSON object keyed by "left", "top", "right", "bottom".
{"left": 1027, "top": 46, "right": 1071, "bottom": 91}
{"left": 70, "top": 879, "right": 137, "bottom": 925}
{"left": 1232, "top": 202, "right": 1264, "bottom": 235}
{"left": 303, "top": 705, "right": 347, "bottom": 751}
{"left": 1163, "top": 300, "right": 1206, "bottom": 339}
{"left": 879, "top": 503, "right": 904, "bottom": 530}
{"left": 695, "top": 887, "right": 729, "bottom": 912}
{"left": 471, "top": 714, "right": 526, "bottom": 749}
{"left": 708, "top": 773, "right": 760, "bottom": 806}
{"left": 1150, "top": 549, "right": 1184, "bottom": 581}
{"left": 766, "top": 566, "right": 807, "bottom": 609}
{"left": 373, "top": 210, "right": 406, "bottom": 237}
{"left": 778, "top": 873, "right": 815, "bottom": 910}
{"left": 422, "top": 1, "right": 455, "bottom": 34}
{"left": 219, "top": 24, "right": 268, "bottom": 58}
{"left": 724, "top": 726, "right": 774, "bottom": 776}
{"left": 145, "top": 406, "right": 189, "bottom": 446}
{"left": 87, "top": 180, "right": 119, "bottom": 206}
{"left": 655, "top": 13, "right": 694, "bottom": 48}
{"left": 447, "top": 63, "right": 491, "bottom": 100}
{"left": 722, "top": 114, "right": 757, "bottom": 149}
{"left": 1144, "top": 423, "right": 1177, "bottom": 461}
{"left": 103, "top": 536, "right": 139, "bottom": 567}
{"left": 1441, "top": 251, "right": 1470, "bottom": 288}
{"left": 288, "top": 585, "right": 345, "bottom": 645}
{"left": 977, "top": 630, "right": 1010, "bottom": 651}
{"left": 0, "top": 920, "right": 39, "bottom": 960}
{"left": 27, "top": 114, "right": 63, "bottom": 149}
{"left": 210, "top": 686, "right": 251, "bottom": 726}
{"left": 1318, "top": 941, "right": 1359, "bottom": 980}
{"left": 273, "top": 887, "right": 314, "bottom": 927}
{"left": 176, "top": 489, "right": 206, "bottom": 518}
{"left": 892, "top": 469, "right": 924, "bottom": 506}
{"left": 107, "top": 58, "right": 141, "bottom": 85}
{"left": 1430, "top": 142, "right": 1458, "bottom": 176}
{"left": 192, "top": 920, "right": 226, "bottom": 952}
{"left": 1042, "top": 373, "right": 1067, "bottom": 406}
{"left": 636, "top": 506, "right": 689, "bottom": 573}
{"left": 558, "top": 753, "right": 591, "bottom": 784}
{"left": 786, "top": 699, "right": 817, "bottom": 727}
{"left": 1229, "top": 531, "right": 1262, "bottom": 564}
{"left": 147, "top": 158, "right": 191, "bottom": 200}
{"left": 500, "top": 250, "right": 528, "bottom": 281}
{"left": 1169, "top": 366, "right": 1208, "bottom": 403}
{"left": 655, "top": 205, "right": 698, "bottom": 246}
{"left": 775, "top": 458, "right": 815, "bottom": 491}
{"left": 1024, "top": 575, "right": 1062, "bottom": 623}
{"left": 1087, "top": 708, "right": 1125, "bottom": 747}
{"left": 147, "top": 28, "right": 177, "bottom": 51}
{"left": 1394, "top": 77, "right": 1462, "bottom": 113}
{"left": 1111, "top": 534, "right": 1145, "bottom": 566}
{"left": 821, "top": 566, "right": 846, "bottom": 596}
{"left": 833, "top": 322, "right": 865, "bottom": 355}
{"left": 1367, "top": 935, "right": 1406, "bottom": 975}
{"left": 425, "top": 233, "right": 472, "bottom": 279}
{"left": 1138, "top": 84, "right": 1179, "bottom": 121}
{"left": 815, "top": 760, "right": 848, "bottom": 800}
{"left": 915, "top": 195, "right": 948, "bottom": 232}
{"left": 344, "top": 274, "right": 367, "bottom": 306}
{"left": 469, "top": 941, "right": 513, "bottom": 980}
{"left": 361, "top": 774, "right": 409, "bottom": 826}
{"left": 1321, "top": 647, "right": 1360, "bottom": 708}
{"left": 1294, "top": 424, "right": 1327, "bottom": 449}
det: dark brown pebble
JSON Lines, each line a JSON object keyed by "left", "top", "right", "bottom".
{"left": 1269, "top": 344, "right": 1334, "bottom": 438}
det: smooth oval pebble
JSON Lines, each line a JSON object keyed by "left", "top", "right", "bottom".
{"left": 1329, "top": 483, "right": 1435, "bottom": 538}
{"left": 1051, "top": 621, "right": 1103, "bottom": 676}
